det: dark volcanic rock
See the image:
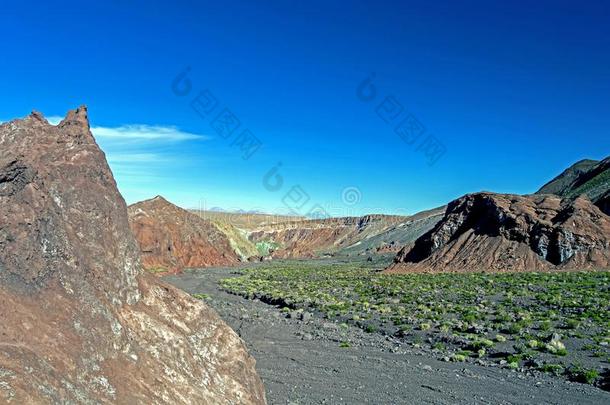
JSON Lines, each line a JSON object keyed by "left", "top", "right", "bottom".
{"left": 0, "top": 107, "right": 266, "bottom": 403}
{"left": 128, "top": 196, "right": 240, "bottom": 273}
{"left": 388, "top": 192, "right": 610, "bottom": 273}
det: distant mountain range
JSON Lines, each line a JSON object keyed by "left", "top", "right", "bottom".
{"left": 207, "top": 207, "right": 271, "bottom": 215}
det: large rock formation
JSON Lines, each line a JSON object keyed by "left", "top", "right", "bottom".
{"left": 0, "top": 107, "right": 266, "bottom": 403}
{"left": 388, "top": 192, "right": 610, "bottom": 273}
{"left": 537, "top": 156, "right": 610, "bottom": 215}
{"left": 129, "top": 197, "right": 240, "bottom": 273}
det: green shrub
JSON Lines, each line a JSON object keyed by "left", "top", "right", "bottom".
{"left": 538, "top": 320, "right": 552, "bottom": 331}
{"left": 566, "top": 365, "right": 599, "bottom": 385}
{"left": 364, "top": 324, "right": 377, "bottom": 333}
{"left": 419, "top": 322, "right": 432, "bottom": 331}
{"left": 538, "top": 363, "right": 564, "bottom": 376}
{"left": 469, "top": 338, "right": 494, "bottom": 351}
{"left": 432, "top": 342, "right": 446, "bottom": 351}
{"left": 527, "top": 339, "right": 540, "bottom": 349}
{"left": 452, "top": 354, "right": 467, "bottom": 362}
{"left": 504, "top": 323, "right": 523, "bottom": 335}
{"left": 545, "top": 339, "right": 568, "bottom": 356}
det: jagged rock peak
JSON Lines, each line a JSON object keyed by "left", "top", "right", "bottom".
{"left": 59, "top": 104, "right": 90, "bottom": 129}
{"left": 28, "top": 110, "right": 48, "bottom": 123}
{"left": 150, "top": 195, "right": 171, "bottom": 204}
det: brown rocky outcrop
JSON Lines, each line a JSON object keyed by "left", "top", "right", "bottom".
{"left": 0, "top": 107, "right": 266, "bottom": 403}
{"left": 387, "top": 192, "right": 610, "bottom": 273}
{"left": 129, "top": 197, "right": 240, "bottom": 273}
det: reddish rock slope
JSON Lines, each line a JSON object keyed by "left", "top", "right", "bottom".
{"left": 129, "top": 196, "right": 240, "bottom": 273}
{"left": 388, "top": 192, "right": 610, "bottom": 273}
{"left": 0, "top": 107, "right": 265, "bottom": 403}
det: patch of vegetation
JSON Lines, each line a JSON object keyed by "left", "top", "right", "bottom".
{"left": 565, "top": 169, "right": 610, "bottom": 200}
{"left": 566, "top": 365, "right": 600, "bottom": 385}
{"left": 255, "top": 240, "right": 280, "bottom": 256}
{"left": 220, "top": 261, "right": 610, "bottom": 386}
{"left": 470, "top": 339, "right": 494, "bottom": 350}
{"left": 544, "top": 336, "right": 568, "bottom": 356}
{"left": 146, "top": 267, "right": 168, "bottom": 274}
{"left": 192, "top": 293, "right": 210, "bottom": 300}
{"left": 538, "top": 363, "right": 565, "bottom": 376}
{"left": 364, "top": 324, "right": 377, "bottom": 333}
{"left": 452, "top": 353, "right": 467, "bottom": 362}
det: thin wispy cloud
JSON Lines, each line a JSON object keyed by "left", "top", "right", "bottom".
{"left": 107, "top": 153, "right": 168, "bottom": 163}
{"left": 46, "top": 116, "right": 64, "bottom": 125}
{"left": 44, "top": 116, "right": 208, "bottom": 142}
{"left": 92, "top": 124, "right": 207, "bottom": 141}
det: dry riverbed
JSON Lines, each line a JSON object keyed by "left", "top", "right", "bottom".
{"left": 164, "top": 264, "right": 610, "bottom": 405}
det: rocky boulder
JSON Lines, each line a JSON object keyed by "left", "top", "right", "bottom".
{"left": 129, "top": 196, "right": 240, "bottom": 273}
{"left": 0, "top": 107, "right": 266, "bottom": 403}
{"left": 388, "top": 192, "right": 610, "bottom": 273}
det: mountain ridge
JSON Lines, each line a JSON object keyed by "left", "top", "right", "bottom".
{"left": 537, "top": 156, "right": 610, "bottom": 215}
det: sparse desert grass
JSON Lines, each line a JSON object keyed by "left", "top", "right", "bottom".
{"left": 221, "top": 261, "right": 610, "bottom": 387}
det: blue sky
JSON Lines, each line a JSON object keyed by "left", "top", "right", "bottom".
{"left": 2, "top": 0, "right": 609, "bottom": 217}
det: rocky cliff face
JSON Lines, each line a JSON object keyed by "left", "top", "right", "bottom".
{"left": 129, "top": 197, "right": 240, "bottom": 273}
{"left": 388, "top": 192, "right": 610, "bottom": 273}
{"left": 0, "top": 107, "right": 266, "bottom": 403}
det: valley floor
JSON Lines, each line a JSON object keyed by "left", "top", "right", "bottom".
{"left": 164, "top": 264, "right": 610, "bottom": 405}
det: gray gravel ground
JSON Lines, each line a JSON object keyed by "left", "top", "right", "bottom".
{"left": 164, "top": 266, "right": 610, "bottom": 405}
